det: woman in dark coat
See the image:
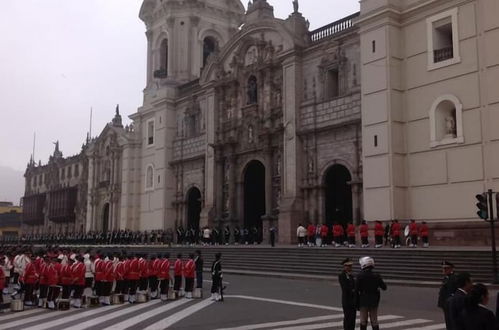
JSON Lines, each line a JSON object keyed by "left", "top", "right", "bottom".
{"left": 355, "top": 257, "right": 387, "bottom": 330}
{"left": 457, "top": 283, "right": 499, "bottom": 330}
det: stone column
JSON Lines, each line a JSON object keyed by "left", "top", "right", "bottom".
{"left": 261, "top": 137, "right": 273, "bottom": 244}
{"left": 145, "top": 30, "right": 153, "bottom": 87}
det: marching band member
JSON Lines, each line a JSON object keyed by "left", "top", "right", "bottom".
{"left": 360, "top": 221, "right": 369, "bottom": 248}
{"left": 138, "top": 254, "right": 149, "bottom": 295}
{"left": 101, "top": 255, "right": 115, "bottom": 305}
{"left": 2, "top": 253, "right": 12, "bottom": 295}
{"left": 71, "top": 255, "right": 86, "bottom": 308}
{"left": 320, "top": 224, "right": 329, "bottom": 247}
{"left": 194, "top": 250, "right": 203, "bottom": 294}
{"left": 409, "top": 220, "right": 418, "bottom": 248}
{"left": 173, "top": 253, "right": 183, "bottom": 297}
{"left": 60, "top": 257, "right": 74, "bottom": 300}
{"left": 149, "top": 255, "right": 161, "bottom": 299}
{"left": 420, "top": 221, "right": 430, "bottom": 247}
{"left": 158, "top": 253, "right": 171, "bottom": 301}
{"left": 126, "top": 254, "right": 140, "bottom": 303}
{"left": 46, "top": 256, "right": 62, "bottom": 310}
{"left": 184, "top": 254, "right": 196, "bottom": 299}
{"left": 38, "top": 255, "right": 50, "bottom": 308}
{"left": 333, "top": 223, "right": 344, "bottom": 247}
{"left": 391, "top": 220, "right": 401, "bottom": 248}
{"left": 0, "top": 257, "right": 5, "bottom": 304}
{"left": 374, "top": 221, "right": 384, "bottom": 248}
{"left": 114, "top": 254, "right": 127, "bottom": 298}
{"left": 347, "top": 223, "right": 356, "bottom": 248}
{"left": 210, "top": 253, "right": 223, "bottom": 302}
{"left": 94, "top": 252, "right": 106, "bottom": 304}
{"left": 21, "top": 251, "right": 37, "bottom": 306}
{"left": 307, "top": 223, "right": 316, "bottom": 247}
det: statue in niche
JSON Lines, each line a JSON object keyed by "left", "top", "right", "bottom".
{"left": 276, "top": 154, "right": 281, "bottom": 176}
{"left": 224, "top": 161, "right": 230, "bottom": 182}
{"left": 308, "top": 157, "right": 314, "bottom": 174}
{"left": 248, "top": 125, "right": 254, "bottom": 143}
{"left": 445, "top": 111, "right": 457, "bottom": 137}
{"left": 247, "top": 76, "right": 258, "bottom": 105}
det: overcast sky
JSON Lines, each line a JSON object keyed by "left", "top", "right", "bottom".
{"left": 0, "top": 0, "right": 359, "bottom": 173}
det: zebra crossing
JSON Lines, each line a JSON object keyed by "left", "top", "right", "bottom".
{"left": 0, "top": 295, "right": 445, "bottom": 330}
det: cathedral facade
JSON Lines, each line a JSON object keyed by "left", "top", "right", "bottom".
{"left": 22, "top": 0, "right": 499, "bottom": 245}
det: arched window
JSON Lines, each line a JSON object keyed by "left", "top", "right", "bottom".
{"left": 429, "top": 95, "right": 464, "bottom": 147}
{"left": 154, "top": 39, "right": 168, "bottom": 78}
{"left": 203, "top": 37, "right": 217, "bottom": 67}
{"left": 247, "top": 75, "right": 258, "bottom": 105}
{"left": 145, "top": 165, "right": 154, "bottom": 191}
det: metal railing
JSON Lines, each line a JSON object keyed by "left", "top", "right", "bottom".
{"left": 310, "top": 12, "right": 360, "bottom": 42}
{"left": 433, "top": 46, "right": 454, "bottom": 63}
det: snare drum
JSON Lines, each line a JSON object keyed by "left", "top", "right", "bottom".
{"left": 193, "top": 288, "right": 202, "bottom": 299}
{"left": 58, "top": 299, "right": 70, "bottom": 311}
{"left": 111, "top": 294, "right": 124, "bottom": 305}
{"left": 137, "top": 293, "right": 148, "bottom": 303}
{"left": 10, "top": 300, "right": 24, "bottom": 312}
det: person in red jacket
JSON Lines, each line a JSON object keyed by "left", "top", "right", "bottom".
{"left": 101, "top": 255, "right": 115, "bottom": 305}
{"left": 333, "top": 223, "right": 344, "bottom": 247}
{"left": 307, "top": 223, "right": 316, "bottom": 247}
{"left": 138, "top": 254, "right": 149, "bottom": 295}
{"left": 126, "top": 254, "right": 140, "bottom": 303}
{"left": 173, "top": 254, "right": 183, "bottom": 297}
{"left": 158, "top": 253, "right": 171, "bottom": 301}
{"left": 94, "top": 253, "right": 106, "bottom": 304}
{"left": 420, "top": 221, "right": 430, "bottom": 247}
{"left": 47, "top": 257, "right": 62, "bottom": 309}
{"left": 184, "top": 253, "right": 196, "bottom": 299}
{"left": 347, "top": 223, "right": 356, "bottom": 248}
{"left": 320, "top": 224, "right": 329, "bottom": 247}
{"left": 60, "top": 257, "right": 74, "bottom": 300}
{"left": 37, "top": 255, "right": 50, "bottom": 308}
{"left": 114, "top": 254, "right": 126, "bottom": 297}
{"left": 22, "top": 253, "right": 37, "bottom": 306}
{"left": 71, "top": 255, "right": 86, "bottom": 308}
{"left": 391, "top": 220, "right": 401, "bottom": 248}
{"left": 374, "top": 221, "right": 384, "bottom": 248}
{"left": 409, "top": 219, "right": 419, "bottom": 248}
{"left": 149, "top": 255, "right": 161, "bottom": 299}
{"left": 360, "top": 220, "right": 369, "bottom": 248}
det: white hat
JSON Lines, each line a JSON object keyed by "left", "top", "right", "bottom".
{"left": 359, "top": 256, "right": 375, "bottom": 269}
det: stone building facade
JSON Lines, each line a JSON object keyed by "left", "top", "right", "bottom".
{"left": 22, "top": 0, "right": 499, "bottom": 245}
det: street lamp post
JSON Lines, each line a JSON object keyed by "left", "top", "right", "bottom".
{"left": 487, "top": 189, "right": 499, "bottom": 284}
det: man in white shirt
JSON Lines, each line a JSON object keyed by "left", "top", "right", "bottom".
{"left": 296, "top": 224, "right": 307, "bottom": 247}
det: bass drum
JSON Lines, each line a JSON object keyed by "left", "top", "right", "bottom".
{"left": 404, "top": 225, "right": 410, "bottom": 237}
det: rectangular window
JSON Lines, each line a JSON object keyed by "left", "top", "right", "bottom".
{"left": 147, "top": 119, "right": 155, "bottom": 146}
{"left": 75, "top": 164, "right": 79, "bottom": 177}
{"left": 68, "top": 166, "right": 72, "bottom": 178}
{"left": 374, "top": 135, "right": 378, "bottom": 147}
{"left": 326, "top": 69, "right": 339, "bottom": 99}
{"left": 427, "top": 8, "right": 460, "bottom": 70}
{"left": 61, "top": 168, "right": 65, "bottom": 180}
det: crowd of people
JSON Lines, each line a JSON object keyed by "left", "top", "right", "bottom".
{"left": 0, "top": 245, "right": 224, "bottom": 309}
{"left": 297, "top": 219, "right": 430, "bottom": 248}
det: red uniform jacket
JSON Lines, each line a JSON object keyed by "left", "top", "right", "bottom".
{"left": 150, "top": 259, "right": 161, "bottom": 277}
{"left": 420, "top": 224, "right": 429, "bottom": 237}
{"left": 46, "top": 263, "right": 61, "bottom": 286}
{"left": 104, "top": 260, "right": 115, "bottom": 282}
{"left": 94, "top": 258, "right": 105, "bottom": 282}
{"left": 72, "top": 261, "right": 86, "bottom": 286}
{"left": 374, "top": 223, "right": 384, "bottom": 237}
{"left": 307, "top": 225, "right": 316, "bottom": 237}
{"left": 23, "top": 262, "right": 39, "bottom": 285}
{"left": 60, "top": 264, "right": 73, "bottom": 285}
{"left": 174, "top": 259, "right": 183, "bottom": 277}
{"left": 360, "top": 224, "right": 369, "bottom": 238}
{"left": 347, "top": 224, "right": 356, "bottom": 237}
{"left": 320, "top": 225, "right": 328, "bottom": 237}
{"left": 333, "top": 224, "right": 344, "bottom": 237}
{"left": 183, "top": 259, "right": 195, "bottom": 279}
{"left": 34, "top": 257, "right": 43, "bottom": 274}
{"left": 115, "top": 261, "right": 126, "bottom": 281}
{"left": 409, "top": 222, "right": 418, "bottom": 235}
{"left": 139, "top": 258, "right": 148, "bottom": 278}
{"left": 39, "top": 262, "right": 49, "bottom": 285}
{"left": 127, "top": 258, "right": 140, "bottom": 280}
{"left": 0, "top": 267, "right": 5, "bottom": 290}
{"left": 158, "top": 259, "right": 170, "bottom": 280}
{"left": 391, "top": 222, "right": 401, "bottom": 237}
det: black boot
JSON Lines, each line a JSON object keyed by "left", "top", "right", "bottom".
{"left": 372, "top": 326, "right": 380, "bottom": 330}
{"left": 360, "top": 325, "right": 367, "bottom": 330}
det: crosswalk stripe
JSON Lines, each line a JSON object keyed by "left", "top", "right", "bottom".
{"left": 216, "top": 314, "right": 344, "bottom": 330}
{"left": 143, "top": 298, "right": 215, "bottom": 330}
{"left": 100, "top": 299, "right": 190, "bottom": 330}
{"left": 0, "top": 308, "right": 45, "bottom": 321}
{"left": 0, "top": 308, "right": 74, "bottom": 329}
{"left": 224, "top": 295, "right": 343, "bottom": 312}
{"left": 273, "top": 315, "right": 402, "bottom": 330}
{"left": 62, "top": 299, "right": 164, "bottom": 330}
{"left": 376, "top": 318, "right": 432, "bottom": 328}
{"left": 404, "top": 324, "right": 446, "bottom": 330}
{"left": 19, "top": 303, "right": 128, "bottom": 330}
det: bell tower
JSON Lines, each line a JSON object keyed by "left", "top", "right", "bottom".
{"left": 139, "top": 0, "right": 245, "bottom": 84}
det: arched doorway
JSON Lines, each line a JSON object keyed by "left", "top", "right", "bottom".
{"left": 243, "top": 160, "right": 266, "bottom": 241}
{"left": 102, "top": 203, "right": 110, "bottom": 233}
{"left": 186, "top": 187, "right": 202, "bottom": 230}
{"left": 324, "top": 164, "right": 353, "bottom": 226}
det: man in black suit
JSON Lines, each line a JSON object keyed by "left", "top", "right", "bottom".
{"left": 438, "top": 261, "right": 458, "bottom": 329}
{"left": 448, "top": 272, "right": 473, "bottom": 330}
{"left": 339, "top": 258, "right": 356, "bottom": 330}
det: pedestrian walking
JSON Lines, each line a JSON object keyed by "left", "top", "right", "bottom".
{"left": 210, "top": 253, "right": 223, "bottom": 302}
{"left": 448, "top": 272, "right": 473, "bottom": 330}
{"left": 355, "top": 256, "right": 387, "bottom": 330}
{"left": 457, "top": 283, "right": 499, "bottom": 330}
{"left": 339, "top": 258, "right": 356, "bottom": 330}
{"left": 438, "top": 261, "right": 458, "bottom": 329}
